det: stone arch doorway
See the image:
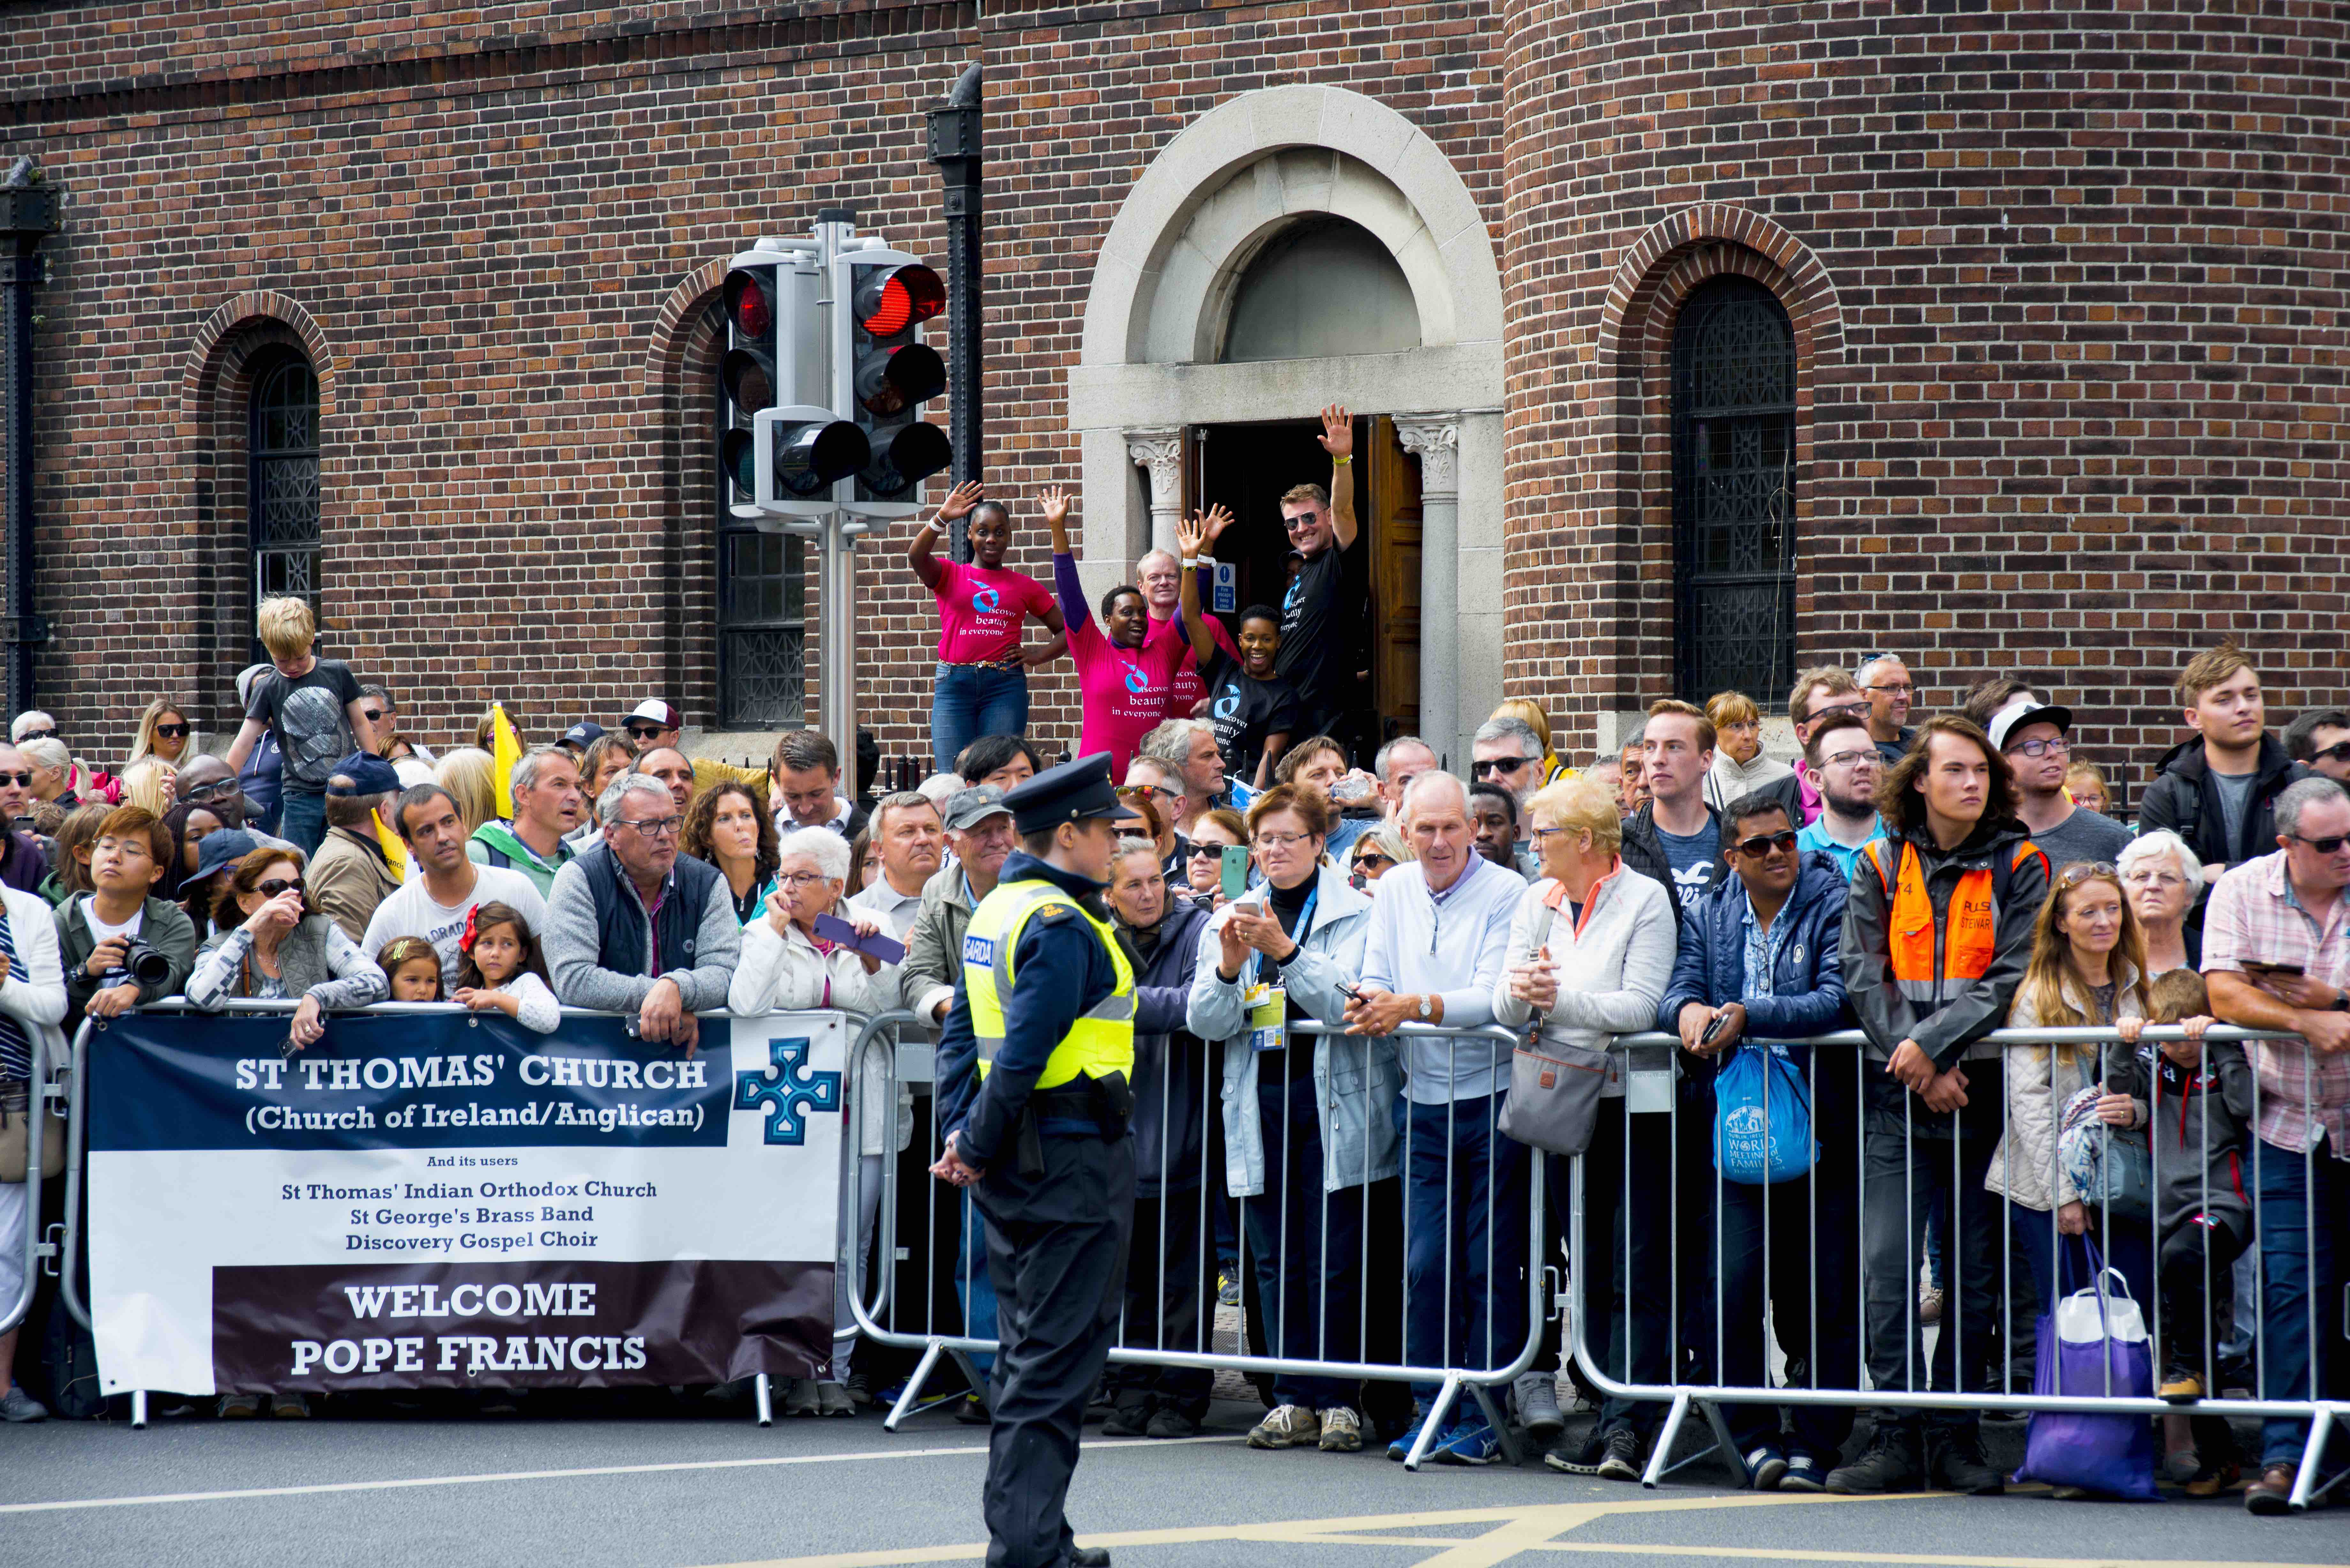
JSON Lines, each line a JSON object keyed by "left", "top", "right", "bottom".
{"left": 1073, "top": 85, "right": 1505, "bottom": 768}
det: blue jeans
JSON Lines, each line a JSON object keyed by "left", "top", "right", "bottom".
{"left": 1240, "top": 1072, "right": 1365, "bottom": 1410}
{"left": 278, "top": 790, "right": 326, "bottom": 857}
{"left": 2252, "top": 1140, "right": 2350, "bottom": 1471}
{"left": 1398, "top": 1092, "right": 1531, "bottom": 1404}
{"left": 931, "top": 663, "right": 1029, "bottom": 774}
{"left": 2006, "top": 1201, "right": 2154, "bottom": 1328}
{"left": 955, "top": 1194, "right": 998, "bottom": 1376}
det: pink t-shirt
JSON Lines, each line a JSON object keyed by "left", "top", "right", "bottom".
{"left": 931, "top": 560, "right": 1054, "bottom": 666}
{"left": 1148, "top": 607, "right": 1238, "bottom": 714}
{"left": 1055, "top": 554, "right": 1190, "bottom": 772}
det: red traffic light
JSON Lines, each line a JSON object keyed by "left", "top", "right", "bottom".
{"left": 854, "top": 264, "right": 945, "bottom": 338}
{"left": 723, "top": 268, "right": 773, "bottom": 339}
{"left": 854, "top": 343, "right": 946, "bottom": 418}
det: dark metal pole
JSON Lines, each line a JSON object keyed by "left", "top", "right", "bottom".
{"left": 926, "top": 62, "right": 982, "bottom": 564}
{"left": 0, "top": 161, "right": 56, "bottom": 717}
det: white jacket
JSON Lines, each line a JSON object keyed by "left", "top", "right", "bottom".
{"left": 1490, "top": 862, "right": 1678, "bottom": 1098}
{"left": 1703, "top": 751, "right": 1796, "bottom": 814}
{"left": 729, "top": 915, "right": 910, "bottom": 1156}
{"left": 1983, "top": 961, "right": 2145, "bottom": 1211}
{"left": 0, "top": 883, "right": 68, "bottom": 1076}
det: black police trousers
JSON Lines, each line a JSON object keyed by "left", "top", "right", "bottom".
{"left": 972, "top": 1129, "right": 1136, "bottom": 1568}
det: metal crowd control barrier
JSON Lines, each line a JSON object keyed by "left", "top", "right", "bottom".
{"left": 845, "top": 1017, "right": 1555, "bottom": 1470}
{"left": 46, "top": 999, "right": 910, "bottom": 1431}
{"left": 1, "top": 1024, "right": 55, "bottom": 1342}
{"left": 1568, "top": 1024, "right": 2348, "bottom": 1511}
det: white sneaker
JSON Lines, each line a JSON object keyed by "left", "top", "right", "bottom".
{"left": 1515, "top": 1371, "right": 1565, "bottom": 1442}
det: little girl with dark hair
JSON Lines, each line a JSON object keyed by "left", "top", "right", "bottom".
{"left": 451, "top": 901, "right": 558, "bottom": 1033}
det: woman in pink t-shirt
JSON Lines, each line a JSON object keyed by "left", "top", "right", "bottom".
{"left": 907, "top": 481, "right": 1067, "bottom": 773}
{"left": 1042, "top": 486, "right": 1190, "bottom": 774}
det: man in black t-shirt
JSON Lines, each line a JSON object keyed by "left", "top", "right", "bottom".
{"left": 1201, "top": 405, "right": 1362, "bottom": 746}
{"left": 224, "top": 596, "right": 376, "bottom": 858}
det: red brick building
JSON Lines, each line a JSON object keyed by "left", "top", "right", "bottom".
{"left": 3, "top": 1, "right": 2342, "bottom": 801}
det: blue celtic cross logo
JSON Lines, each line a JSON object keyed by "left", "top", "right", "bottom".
{"left": 733, "top": 1037, "right": 842, "bottom": 1146}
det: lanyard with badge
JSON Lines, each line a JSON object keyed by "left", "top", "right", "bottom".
{"left": 1244, "top": 886, "right": 1314, "bottom": 1052}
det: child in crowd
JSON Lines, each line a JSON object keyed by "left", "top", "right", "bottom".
{"left": 378, "top": 936, "right": 443, "bottom": 1002}
{"left": 2114, "top": 967, "right": 2246, "bottom": 1496}
{"left": 451, "top": 901, "right": 558, "bottom": 1033}
{"left": 2065, "top": 759, "right": 2113, "bottom": 818}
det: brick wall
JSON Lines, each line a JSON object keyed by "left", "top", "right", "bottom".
{"left": 5, "top": 0, "right": 2343, "bottom": 805}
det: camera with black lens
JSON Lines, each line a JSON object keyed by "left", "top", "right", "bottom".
{"left": 118, "top": 938, "right": 172, "bottom": 990}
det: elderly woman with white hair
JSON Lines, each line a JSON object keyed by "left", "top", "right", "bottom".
{"left": 2118, "top": 830, "right": 2205, "bottom": 976}
{"left": 727, "top": 825, "right": 903, "bottom": 1419}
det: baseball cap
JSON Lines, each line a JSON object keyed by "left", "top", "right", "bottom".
{"left": 324, "top": 752, "right": 403, "bottom": 797}
{"left": 1987, "top": 697, "right": 2074, "bottom": 753}
{"left": 625, "top": 700, "right": 681, "bottom": 731}
{"left": 559, "top": 721, "right": 606, "bottom": 751}
{"left": 942, "top": 785, "right": 1013, "bottom": 834}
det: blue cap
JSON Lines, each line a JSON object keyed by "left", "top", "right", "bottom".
{"left": 560, "top": 721, "right": 606, "bottom": 751}
{"left": 1001, "top": 754, "right": 1144, "bottom": 837}
{"left": 191, "top": 828, "right": 262, "bottom": 883}
{"left": 324, "top": 752, "right": 403, "bottom": 797}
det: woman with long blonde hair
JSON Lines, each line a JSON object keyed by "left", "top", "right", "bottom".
{"left": 1985, "top": 860, "right": 2154, "bottom": 1328}
{"left": 125, "top": 699, "right": 194, "bottom": 768}
{"left": 433, "top": 748, "right": 498, "bottom": 839}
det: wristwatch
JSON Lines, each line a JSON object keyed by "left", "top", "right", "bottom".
{"left": 2330, "top": 990, "right": 2348, "bottom": 1012}
{"left": 1416, "top": 995, "right": 1434, "bottom": 1021}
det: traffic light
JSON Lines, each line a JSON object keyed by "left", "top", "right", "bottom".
{"left": 719, "top": 250, "right": 785, "bottom": 519}
{"left": 834, "top": 247, "right": 951, "bottom": 511}
{"left": 721, "top": 244, "right": 863, "bottom": 520}
{"left": 753, "top": 405, "right": 869, "bottom": 513}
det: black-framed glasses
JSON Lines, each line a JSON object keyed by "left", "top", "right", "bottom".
{"left": 0, "top": 771, "right": 30, "bottom": 788}
{"left": 2055, "top": 861, "right": 2119, "bottom": 889}
{"left": 1186, "top": 842, "right": 1226, "bottom": 859}
{"left": 618, "top": 815, "right": 683, "bottom": 838}
{"left": 2289, "top": 833, "right": 2350, "bottom": 855}
{"left": 1862, "top": 681, "right": 1913, "bottom": 696}
{"left": 16, "top": 727, "right": 53, "bottom": 742}
{"left": 1731, "top": 829, "right": 1800, "bottom": 858}
{"left": 2006, "top": 736, "right": 2071, "bottom": 759}
{"left": 185, "top": 779, "right": 237, "bottom": 802}
{"left": 153, "top": 723, "right": 190, "bottom": 739}
{"left": 361, "top": 709, "right": 386, "bottom": 725}
{"left": 1806, "top": 701, "right": 1868, "bottom": 725}
{"left": 256, "top": 877, "right": 302, "bottom": 899}
{"left": 1471, "top": 756, "right": 1533, "bottom": 778}
{"left": 2311, "top": 742, "right": 2350, "bottom": 766}
{"left": 1281, "top": 514, "right": 1322, "bottom": 532}
{"left": 1351, "top": 849, "right": 1395, "bottom": 868}
{"left": 624, "top": 723, "right": 665, "bottom": 739}
{"left": 1818, "top": 748, "right": 1876, "bottom": 772}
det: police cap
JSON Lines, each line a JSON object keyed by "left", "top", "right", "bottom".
{"left": 1002, "top": 753, "right": 1144, "bottom": 836}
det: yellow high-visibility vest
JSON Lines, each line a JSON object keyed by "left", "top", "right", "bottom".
{"left": 961, "top": 878, "right": 1136, "bottom": 1089}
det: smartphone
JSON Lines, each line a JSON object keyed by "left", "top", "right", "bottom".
{"left": 2244, "top": 960, "right": 2307, "bottom": 977}
{"left": 1699, "top": 1010, "right": 1732, "bottom": 1048}
{"left": 1219, "top": 843, "right": 1250, "bottom": 901}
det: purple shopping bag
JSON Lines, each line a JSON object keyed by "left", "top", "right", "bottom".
{"left": 2012, "top": 1235, "right": 2158, "bottom": 1499}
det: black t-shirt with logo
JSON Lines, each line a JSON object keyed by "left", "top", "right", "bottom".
{"left": 1274, "top": 537, "right": 1361, "bottom": 737}
{"left": 246, "top": 658, "right": 363, "bottom": 794}
{"left": 1200, "top": 648, "right": 1302, "bottom": 787}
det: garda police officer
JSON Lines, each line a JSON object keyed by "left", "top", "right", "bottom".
{"left": 933, "top": 754, "right": 1141, "bottom": 1568}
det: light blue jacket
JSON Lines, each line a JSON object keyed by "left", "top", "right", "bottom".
{"left": 1186, "top": 860, "right": 1401, "bottom": 1196}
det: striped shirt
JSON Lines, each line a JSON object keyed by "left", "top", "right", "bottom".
{"left": 2200, "top": 849, "right": 2350, "bottom": 1155}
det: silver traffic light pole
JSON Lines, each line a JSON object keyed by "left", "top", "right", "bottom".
{"left": 814, "top": 210, "right": 860, "bottom": 778}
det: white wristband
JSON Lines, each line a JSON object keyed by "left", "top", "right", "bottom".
{"left": 1181, "top": 556, "right": 1199, "bottom": 570}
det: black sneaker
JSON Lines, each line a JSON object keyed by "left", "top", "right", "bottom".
{"left": 1544, "top": 1427, "right": 1609, "bottom": 1475}
{"left": 1826, "top": 1429, "right": 1922, "bottom": 1494}
{"left": 954, "top": 1393, "right": 991, "bottom": 1425}
{"left": 1145, "top": 1407, "right": 1199, "bottom": 1439}
{"left": 1596, "top": 1427, "right": 1644, "bottom": 1481}
{"left": 1928, "top": 1430, "right": 2004, "bottom": 1496}
{"left": 1100, "top": 1399, "right": 1151, "bottom": 1437}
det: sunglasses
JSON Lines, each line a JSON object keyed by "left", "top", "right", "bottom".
{"left": 1731, "top": 829, "right": 1800, "bottom": 858}
{"left": 16, "top": 728, "right": 53, "bottom": 742}
{"left": 153, "top": 723, "right": 190, "bottom": 739}
{"left": 1352, "top": 850, "right": 1394, "bottom": 869}
{"left": 1281, "top": 514, "right": 1322, "bottom": 532}
{"left": 625, "top": 723, "right": 665, "bottom": 739}
{"left": 256, "top": 878, "right": 301, "bottom": 899}
{"left": 0, "top": 771, "right": 28, "bottom": 788}
{"left": 2311, "top": 742, "right": 2350, "bottom": 766}
{"left": 2055, "top": 861, "right": 2120, "bottom": 889}
{"left": 1470, "top": 756, "right": 1533, "bottom": 778}
{"left": 2290, "top": 833, "right": 2350, "bottom": 856}
{"left": 1186, "top": 842, "right": 1226, "bottom": 859}
{"left": 361, "top": 709, "right": 385, "bottom": 724}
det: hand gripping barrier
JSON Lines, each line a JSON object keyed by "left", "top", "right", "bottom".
{"left": 844, "top": 1016, "right": 1555, "bottom": 1470}
{"left": 1567, "top": 1023, "right": 2348, "bottom": 1509}
{"left": 49, "top": 999, "right": 913, "bottom": 1431}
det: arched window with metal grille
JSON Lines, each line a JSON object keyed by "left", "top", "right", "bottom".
{"left": 248, "top": 354, "right": 322, "bottom": 642}
{"left": 709, "top": 302, "right": 807, "bottom": 726}
{"left": 1671, "top": 278, "right": 1797, "bottom": 705}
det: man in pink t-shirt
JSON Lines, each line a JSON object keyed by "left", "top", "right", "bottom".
{"left": 1138, "top": 546, "right": 1235, "bottom": 716}
{"left": 906, "top": 482, "right": 1067, "bottom": 772}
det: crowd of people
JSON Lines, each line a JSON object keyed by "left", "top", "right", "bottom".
{"left": 1, "top": 572, "right": 2346, "bottom": 1518}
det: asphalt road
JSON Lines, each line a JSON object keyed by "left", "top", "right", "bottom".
{"left": 3, "top": 1394, "right": 2340, "bottom": 1568}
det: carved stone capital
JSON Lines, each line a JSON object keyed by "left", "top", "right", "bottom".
{"left": 1393, "top": 412, "right": 1460, "bottom": 499}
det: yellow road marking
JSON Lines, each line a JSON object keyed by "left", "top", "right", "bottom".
{"left": 714, "top": 1489, "right": 2339, "bottom": 1568}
